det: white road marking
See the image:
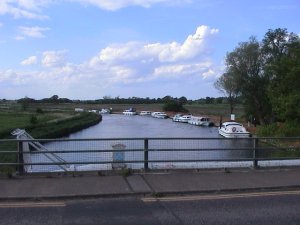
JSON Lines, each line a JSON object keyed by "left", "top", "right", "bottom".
{"left": 142, "top": 190, "right": 300, "bottom": 202}
{"left": 0, "top": 202, "right": 66, "bottom": 208}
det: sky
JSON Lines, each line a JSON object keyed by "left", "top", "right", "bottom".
{"left": 0, "top": 0, "right": 299, "bottom": 100}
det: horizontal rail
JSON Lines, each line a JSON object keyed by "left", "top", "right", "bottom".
{"left": 0, "top": 158, "right": 258, "bottom": 166}
{"left": 1, "top": 137, "right": 300, "bottom": 143}
{"left": 1, "top": 147, "right": 299, "bottom": 155}
{"left": 2, "top": 157, "right": 300, "bottom": 167}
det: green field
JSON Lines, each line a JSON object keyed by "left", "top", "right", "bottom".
{"left": 0, "top": 112, "right": 76, "bottom": 138}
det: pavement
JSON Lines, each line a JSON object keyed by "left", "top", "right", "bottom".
{"left": 1, "top": 167, "right": 300, "bottom": 201}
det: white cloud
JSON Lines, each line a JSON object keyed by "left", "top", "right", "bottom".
{"left": 0, "top": 0, "right": 49, "bottom": 19}
{"left": 68, "top": 0, "right": 191, "bottom": 11}
{"left": 0, "top": 0, "right": 191, "bottom": 21}
{"left": 17, "top": 26, "right": 50, "bottom": 39}
{"left": 153, "top": 62, "right": 212, "bottom": 78}
{"left": 42, "top": 50, "right": 68, "bottom": 67}
{"left": 152, "top": 25, "right": 219, "bottom": 62}
{"left": 0, "top": 69, "right": 32, "bottom": 85}
{"left": 76, "top": 25, "right": 220, "bottom": 85}
{"left": 1, "top": 25, "right": 222, "bottom": 99}
{"left": 21, "top": 56, "right": 37, "bottom": 65}
{"left": 17, "top": 0, "right": 50, "bottom": 10}
{"left": 94, "top": 25, "right": 218, "bottom": 65}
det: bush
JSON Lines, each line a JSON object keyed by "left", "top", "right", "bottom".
{"left": 29, "top": 115, "right": 38, "bottom": 124}
{"left": 36, "top": 108, "right": 44, "bottom": 114}
{"left": 257, "top": 122, "right": 300, "bottom": 137}
{"left": 163, "top": 101, "right": 188, "bottom": 112}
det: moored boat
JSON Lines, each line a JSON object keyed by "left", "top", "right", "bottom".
{"left": 152, "top": 112, "right": 168, "bottom": 119}
{"left": 172, "top": 114, "right": 183, "bottom": 122}
{"left": 218, "top": 122, "right": 250, "bottom": 138}
{"left": 188, "top": 116, "right": 214, "bottom": 127}
{"left": 177, "top": 115, "right": 192, "bottom": 123}
{"left": 123, "top": 108, "right": 137, "bottom": 115}
{"left": 100, "top": 108, "right": 111, "bottom": 114}
{"left": 140, "top": 111, "right": 152, "bottom": 116}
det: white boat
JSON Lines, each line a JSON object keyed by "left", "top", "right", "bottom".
{"left": 218, "top": 122, "right": 250, "bottom": 138}
{"left": 99, "top": 108, "right": 111, "bottom": 114}
{"left": 123, "top": 108, "right": 137, "bottom": 115}
{"left": 172, "top": 114, "right": 183, "bottom": 122}
{"left": 188, "top": 116, "right": 214, "bottom": 127}
{"left": 152, "top": 112, "right": 168, "bottom": 119}
{"left": 177, "top": 115, "right": 192, "bottom": 123}
{"left": 151, "top": 112, "right": 160, "bottom": 117}
{"left": 140, "top": 111, "right": 152, "bottom": 116}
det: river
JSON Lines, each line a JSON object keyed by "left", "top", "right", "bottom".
{"left": 69, "top": 114, "right": 219, "bottom": 138}
{"left": 29, "top": 114, "right": 254, "bottom": 172}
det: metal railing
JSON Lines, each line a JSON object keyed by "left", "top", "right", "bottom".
{"left": 0, "top": 137, "right": 300, "bottom": 174}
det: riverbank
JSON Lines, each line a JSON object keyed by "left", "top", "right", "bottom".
{"left": 0, "top": 112, "right": 102, "bottom": 139}
{"left": 0, "top": 112, "right": 102, "bottom": 174}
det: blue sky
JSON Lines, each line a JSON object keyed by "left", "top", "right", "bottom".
{"left": 0, "top": 0, "right": 299, "bottom": 100}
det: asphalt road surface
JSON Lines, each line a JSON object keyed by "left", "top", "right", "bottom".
{"left": 1, "top": 190, "right": 300, "bottom": 225}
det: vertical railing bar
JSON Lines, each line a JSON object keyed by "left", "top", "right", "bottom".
{"left": 17, "top": 141, "right": 24, "bottom": 174}
{"left": 253, "top": 138, "right": 258, "bottom": 169}
{"left": 144, "top": 138, "right": 149, "bottom": 170}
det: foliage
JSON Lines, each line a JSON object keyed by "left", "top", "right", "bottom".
{"left": 29, "top": 115, "right": 38, "bottom": 124}
{"left": 36, "top": 108, "right": 44, "bottom": 114}
{"left": 263, "top": 29, "right": 300, "bottom": 123}
{"left": 9, "top": 95, "right": 236, "bottom": 105}
{"left": 27, "top": 112, "right": 101, "bottom": 139}
{"left": 163, "top": 100, "right": 188, "bottom": 112}
{"left": 215, "top": 28, "right": 300, "bottom": 127}
{"left": 257, "top": 122, "right": 300, "bottom": 137}
{"left": 214, "top": 71, "right": 240, "bottom": 114}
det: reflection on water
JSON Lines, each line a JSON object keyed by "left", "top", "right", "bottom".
{"left": 30, "top": 114, "right": 253, "bottom": 172}
{"left": 69, "top": 114, "right": 219, "bottom": 138}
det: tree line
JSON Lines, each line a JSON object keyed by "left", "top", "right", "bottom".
{"left": 10, "top": 95, "right": 236, "bottom": 105}
{"left": 214, "top": 28, "right": 300, "bottom": 125}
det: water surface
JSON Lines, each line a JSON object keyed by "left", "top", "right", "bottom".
{"left": 30, "top": 114, "right": 253, "bottom": 172}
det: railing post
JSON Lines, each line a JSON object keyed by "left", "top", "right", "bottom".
{"left": 253, "top": 138, "right": 258, "bottom": 169}
{"left": 144, "top": 139, "right": 149, "bottom": 170}
{"left": 17, "top": 141, "right": 24, "bottom": 175}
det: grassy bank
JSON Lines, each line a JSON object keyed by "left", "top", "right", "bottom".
{"left": 256, "top": 122, "right": 300, "bottom": 158}
{"left": 26, "top": 112, "right": 102, "bottom": 139}
{"left": 0, "top": 112, "right": 102, "bottom": 174}
{"left": 0, "top": 111, "right": 101, "bottom": 138}
{"left": 256, "top": 122, "right": 300, "bottom": 137}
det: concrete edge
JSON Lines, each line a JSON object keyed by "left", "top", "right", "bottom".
{"left": 1, "top": 185, "right": 300, "bottom": 202}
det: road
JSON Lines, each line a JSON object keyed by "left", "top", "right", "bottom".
{"left": 1, "top": 190, "right": 300, "bottom": 225}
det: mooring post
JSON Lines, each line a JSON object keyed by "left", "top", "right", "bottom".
{"left": 17, "top": 141, "right": 24, "bottom": 174}
{"left": 253, "top": 138, "right": 258, "bottom": 169}
{"left": 144, "top": 139, "right": 149, "bottom": 170}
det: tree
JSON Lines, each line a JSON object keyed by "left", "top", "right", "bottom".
{"left": 216, "top": 28, "right": 300, "bottom": 125}
{"left": 224, "top": 37, "right": 271, "bottom": 124}
{"left": 18, "top": 96, "right": 35, "bottom": 111}
{"left": 162, "top": 95, "right": 173, "bottom": 103}
{"left": 179, "top": 96, "right": 188, "bottom": 105}
{"left": 214, "top": 71, "right": 239, "bottom": 114}
{"left": 50, "top": 95, "right": 59, "bottom": 100}
{"left": 262, "top": 29, "right": 300, "bottom": 122}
